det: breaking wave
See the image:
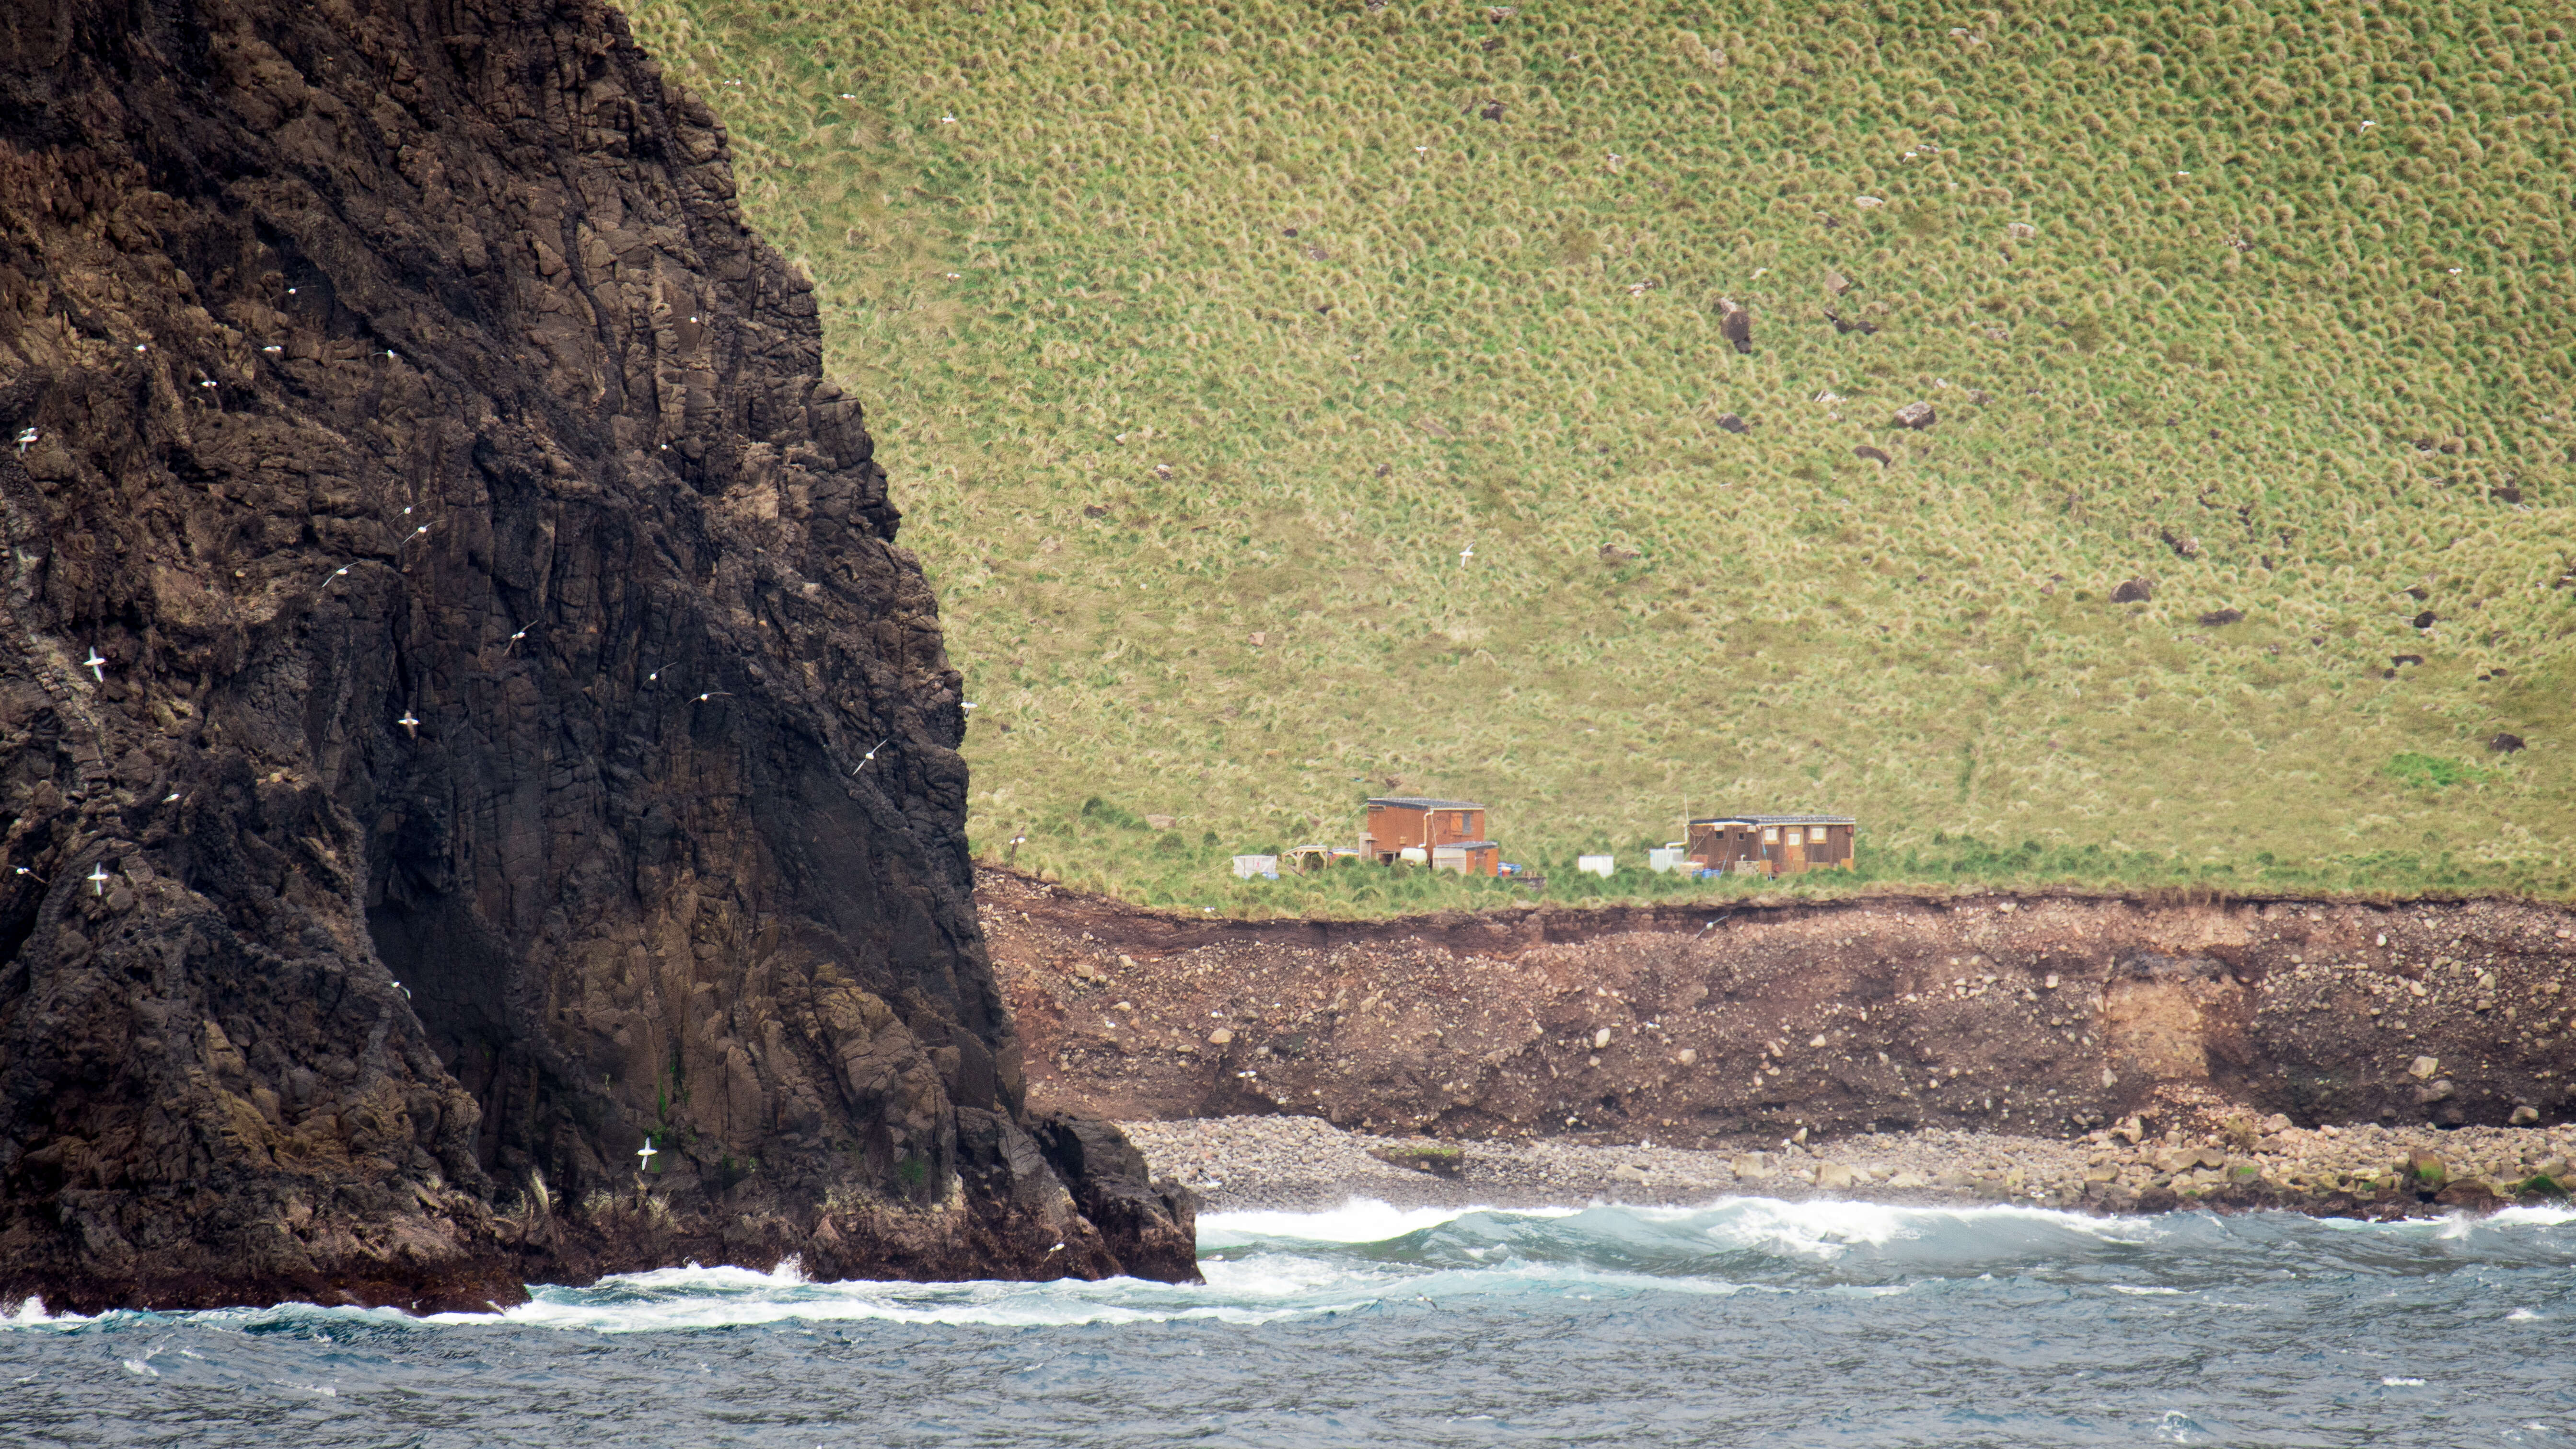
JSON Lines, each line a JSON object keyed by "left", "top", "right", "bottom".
{"left": 8, "top": 1197, "right": 2572, "bottom": 1447}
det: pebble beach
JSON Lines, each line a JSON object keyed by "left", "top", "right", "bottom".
{"left": 1120, "top": 1113, "right": 2576, "bottom": 1216}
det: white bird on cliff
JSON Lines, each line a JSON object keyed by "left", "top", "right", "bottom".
{"left": 397, "top": 708, "right": 420, "bottom": 738}
{"left": 86, "top": 863, "right": 110, "bottom": 896}
{"left": 851, "top": 738, "right": 889, "bottom": 774}
{"left": 14, "top": 427, "right": 35, "bottom": 456}
{"left": 14, "top": 867, "right": 44, "bottom": 884}
{"left": 502, "top": 626, "right": 531, "bottom": 652}
{"left": 325, "top": 565, "right": 352, "bottom": 588}
{"left": 637, "top": 1139, "right": 659, "bottom": 1170}
{"left": 83, "top": 648, "right": 107, "bottom": 682}
{"left": 695, "top": 690, "right": 730, "bottom": 703}
{"left": 645, "top": 664, "right": 670, "bottom": 685}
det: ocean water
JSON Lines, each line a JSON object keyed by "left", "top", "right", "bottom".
{"left": 4, "top": 1198, "right": 2572, "bottom": 1447}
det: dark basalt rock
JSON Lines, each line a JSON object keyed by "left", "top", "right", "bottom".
{"left": 1034, "top": 1113, "right": 1199, "bottom": 1280}
{"left": 0, "top": 0, "right": 1192, "bottom": 1313}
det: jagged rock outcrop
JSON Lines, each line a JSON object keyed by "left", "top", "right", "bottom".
{"left": 0, "top": 0, "right": 1192, "bottom": 1313}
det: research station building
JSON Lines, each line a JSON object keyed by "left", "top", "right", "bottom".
{"left": 1362, "top": 797, "right": 1498, "bottom": 876}
{"left": 1685, "top": 813, "right": 1856, "bottom": 876}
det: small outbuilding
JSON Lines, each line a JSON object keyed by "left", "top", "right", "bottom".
{"left": 1431, "top": 841, "right": 1501, "bottom": 876}
{"left": 1685, "top": 813, "right": 1856, "bottom": 876}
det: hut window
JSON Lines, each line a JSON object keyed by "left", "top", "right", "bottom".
{"left": 1764, "top": 827, "right": 1779, "bottom": 843}
{"left": 1787, "top": 828, "right": 1804, "bottom": 844}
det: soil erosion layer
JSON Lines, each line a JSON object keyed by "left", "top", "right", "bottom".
{"left": 0, "top": 0, "right": 1190, "bottom": 1315}
{"left": 993, "top": 869, "right": 2576, "bottom": 1148}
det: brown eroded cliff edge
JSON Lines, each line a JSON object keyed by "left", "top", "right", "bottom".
{"left": 0, "top": 0, "right": 1190, "bottom": 1315}
{"left": 994, "top": 869, "right": 2576, "bottom": 1157}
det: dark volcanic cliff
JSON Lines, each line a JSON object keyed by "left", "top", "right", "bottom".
{"left": 0, "top": 0, "right": 1191, "bottom": 1313}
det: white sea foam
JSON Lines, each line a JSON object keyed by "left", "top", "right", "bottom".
{"left": 1198, "top": 1251, "right": 1382, "bottom": 1298}
{"left": 589, "top": 1258, "right": 811, "bottom": 1292}
{"left": 2308, "top": 1205, "right": 2576, "bottom": 1235}
{"left": 16, "top": 1193, "right": 2569, "bottom": 1340}
{"left": 2482, "top": 1205, "right": 2576, "bottom": 1228}
{"left": 1694, "top": 1194, "right": 2157, "bottom": 1259}
{"left": 0, "top": 1296, "right": 108, "bottom": 1332}
{"left": 421, "top": 1267, "right": 1369, "bottom": 1333}
{"left": 1200, "top": 1197, "right": 1575, "bottom": 1246}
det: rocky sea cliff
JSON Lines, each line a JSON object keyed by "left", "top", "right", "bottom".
{"left": 0, "top": 0, "right": 1189, "bottom": 1314}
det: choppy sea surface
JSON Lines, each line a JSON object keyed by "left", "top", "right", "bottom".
{"left": 4, "top": 1197, "right": 2572, "bottom": 1447}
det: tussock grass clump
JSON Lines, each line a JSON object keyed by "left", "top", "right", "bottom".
{"left": 630, "top": 0, "right": 2574, "bottom": 913}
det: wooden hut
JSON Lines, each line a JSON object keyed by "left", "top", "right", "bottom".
{"left": 1363, "top": 797, "right": 1494, "bottom": 874}
{"left": 1685, "top": 813, "right": 1856, "bottom": 876}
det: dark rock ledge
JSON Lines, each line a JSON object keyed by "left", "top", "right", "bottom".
{"left": 0, "top": 0, "right": 1190, "bottom": 1314}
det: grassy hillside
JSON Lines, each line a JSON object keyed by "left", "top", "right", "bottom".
{"left": 627, "top": 0, "right": 2575, "bottom": 912}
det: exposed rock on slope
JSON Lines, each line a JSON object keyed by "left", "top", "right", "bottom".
{"left": 0, "top": 0, "right": 1189, "bottom": 1313}
{"left": 989, "top": 869, "right": 2576, "bottom": 1144}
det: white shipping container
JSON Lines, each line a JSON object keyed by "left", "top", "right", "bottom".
{"left": 1578, "top": 854, "right": 1615, "bottom": 878}
{"left": 1648, "top": 847, "right": 1687, "bottom": 874}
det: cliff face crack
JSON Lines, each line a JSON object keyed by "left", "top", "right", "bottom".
{"left": 0, "top": 0, "right": 1191, "bottom": 1314}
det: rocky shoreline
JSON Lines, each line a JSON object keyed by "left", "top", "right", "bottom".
{"left": 1120, "top": 1113, "right": 2576, "bottom": 1219}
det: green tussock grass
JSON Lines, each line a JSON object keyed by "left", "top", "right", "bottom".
{"left": 628, "top": 0, "right": 2575, "bottom": 915}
